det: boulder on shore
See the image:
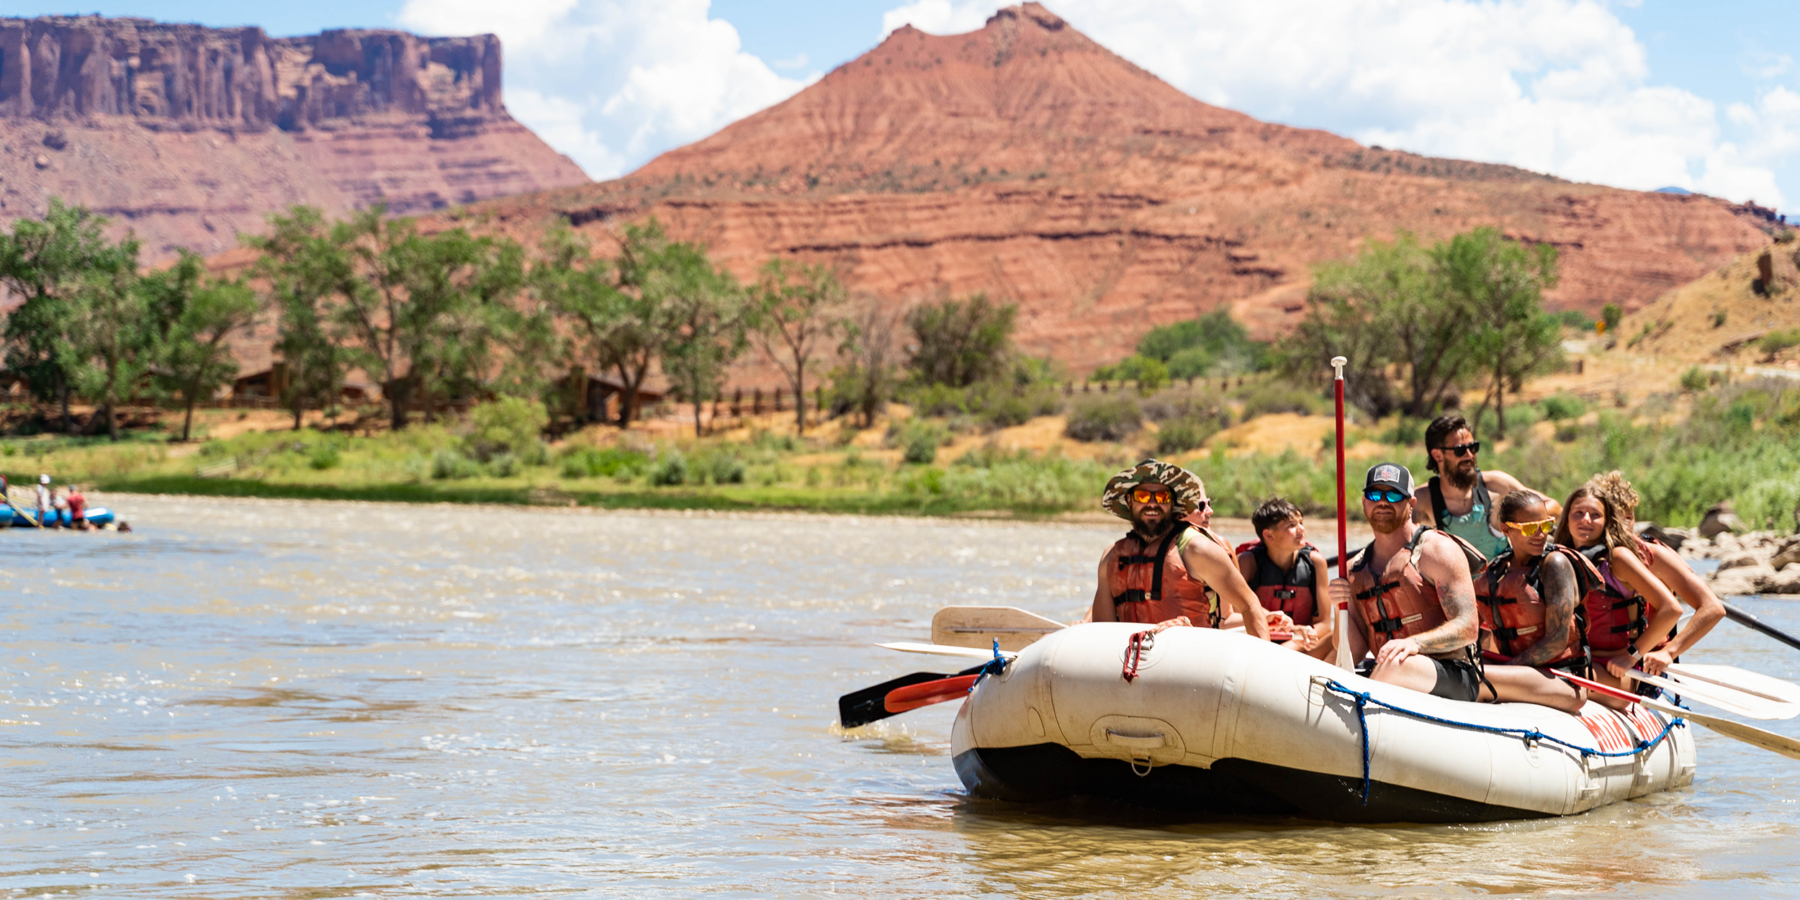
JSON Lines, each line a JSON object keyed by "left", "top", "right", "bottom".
{"left": 1699, "top": 502, "right": 1745, "bottom": 539}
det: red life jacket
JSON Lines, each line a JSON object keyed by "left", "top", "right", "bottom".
{"left": 1577, "top": 539, "right": 1652, "bottom": 656}
{"left": 1349, "top": 526, "right": 1483, "bottom": 655}
{"left": 1475, "top": 543, "right": 1598, "bottom": 668}
{"left": 1235, "top": 540, "right": 1318, "bottom": 625}
{"left": 1105, "top": 523, "right": 1228, "bottom": 626}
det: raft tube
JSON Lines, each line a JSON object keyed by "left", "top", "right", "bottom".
{"left": 0, "top": 505, "right": 116, "bottom": 528}
{"left": 950, "top": 623, "right": 1695, "bottom": 823}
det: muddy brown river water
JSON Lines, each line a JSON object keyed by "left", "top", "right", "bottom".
{"left": 2, "top": 496, "right": 1798, "bottom": 898}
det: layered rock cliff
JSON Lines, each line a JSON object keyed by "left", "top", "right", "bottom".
{"left": 0, "top": 16, "right": 586, "bottom": 260}
{"left": 492, "top": 3, "right": 1776, "bottom": 374}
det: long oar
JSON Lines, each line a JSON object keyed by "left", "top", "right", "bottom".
{"left": 1666, "top": 662, "right": 1800, "bottom": 705}
{"left": 839, "top": 666, "right": 983, "bottom": 728}
{"left": 878, "top": 641, "right": 1015, "bottom": 661}
{"left": 1722, "top": 601, "right": 1800, "bottom": 653}
{"left": 1330, "top": 356, "right": 1354, "bottom": 671}
{"left": 931, "top": 606, "right": 1066, "bottom": 651}
{"left": 1551, "top": 668, "right": 1800, "bottom": 761}
{"left": 7, "top": 488, "right": 43, "bottom": 529}
{"left": 1621, "top": 670, "right": 1799, "bottom": 720}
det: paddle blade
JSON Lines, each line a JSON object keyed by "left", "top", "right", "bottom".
{"left": 839, "top": 672, "right": 950, "bottom": 728}
{"left": 932, "top": 606, "right": 1066, "bottom": 651}
{"left": 1667, "top": 663, "right": 1800, "bottom": 706}
{"left": 1641, "top": 697, "right": 1800, "bottom": 762}
{"left": 877, "top": 641, "right": 1014, "bottom": 661}
{"left": 1629, "top": 671, "right": 1800, "bottom": 721}
{"left": 884, "top": 674, "right": 980, "bottom": 715}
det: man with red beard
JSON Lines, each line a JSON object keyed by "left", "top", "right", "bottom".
{"left": 1091, "top": 460, "right": 1272, "bottom": 640}
{"left": 1328, "top": 463, "right": 1485, "bottom": 700}
{"left": 1413, "top": 415, "right": 1553, "bottom": 561}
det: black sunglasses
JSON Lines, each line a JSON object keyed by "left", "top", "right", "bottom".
{"left": 1437, "top": 441, "right": 1480, "bottom": 457}
{"left": 1364, "top": 488, "right": 1407, "bottom": 504}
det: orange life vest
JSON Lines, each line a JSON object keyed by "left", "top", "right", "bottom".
{"left": 1577, "top": 539, "right": 1653, "bottom": 656}
{"left": 1475, "top": 543, "right": 1597, "bottom": 668}
{"left": 1105, "top": 523, "right": 1229, "bottom": 626}
{"left": 1349, "top": 526, "right": 1482, "bottom": 656}
{"left": 1235, "top": 540, "right": 1319, "bottom": 625}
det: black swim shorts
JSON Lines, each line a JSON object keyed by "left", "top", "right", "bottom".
{"left": 1428, "top": 656, "right": 1482, "bottom": 702}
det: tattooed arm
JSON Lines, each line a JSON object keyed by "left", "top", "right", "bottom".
{"left": 1512, "top": 552, "right": 1576, "bottom": 667}
{"left": 1407, "top": 532, "right": 1480, "bottom": 656}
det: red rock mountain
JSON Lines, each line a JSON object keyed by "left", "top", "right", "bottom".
{"left": 490, "top": 2, "right": 1776, "bottom": 373}
{"left": 0, "top": 15, "right": 587, "bottom": 262}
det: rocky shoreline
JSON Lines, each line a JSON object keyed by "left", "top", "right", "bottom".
{"left": 1653, "top": 525, "right": 1800, "bottom": 596}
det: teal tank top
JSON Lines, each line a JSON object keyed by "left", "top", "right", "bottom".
{"left": 1428, "top": 473, "right": 1510, "bottom": 560}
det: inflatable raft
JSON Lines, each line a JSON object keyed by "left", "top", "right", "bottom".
{"left": 0, "top": 504, "right": 116, "bottom": 528}
{"left": 951, "top": 623, "right": 1695, "bottom": 823}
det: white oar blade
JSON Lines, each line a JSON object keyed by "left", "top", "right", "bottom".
{"left": 876, "top": 641, "right": 1016, "bottom": 660}
{"left": 1646, "top": 698, "right": 1800, "bottom": 762}
{"left": 1631, "top": 671, "right": 1800, "bottom": 721}
{"left": 931, "top": 606, "right": 1067, "bottom": 651}
{"left": 1667, "top": 663, "right": 1800, "bottom": 706}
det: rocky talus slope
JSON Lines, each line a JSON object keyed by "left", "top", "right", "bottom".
{"left": 484, "top": 2, "right": 1778, "bottom": 373}
{"left": 0, "top": 16, "right": 587, "bottom": 261}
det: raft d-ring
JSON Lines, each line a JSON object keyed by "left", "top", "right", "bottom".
{"left": 1129, "top": 757, "right": 1154, "bottom": 777}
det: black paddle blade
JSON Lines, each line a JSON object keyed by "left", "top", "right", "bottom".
{"left": 839, "top": 672, "right": 949, "bottom": 729}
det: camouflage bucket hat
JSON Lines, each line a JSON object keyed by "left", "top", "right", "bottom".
{"left": 1102, "top": 459, "right": 1204, "bottom": 520}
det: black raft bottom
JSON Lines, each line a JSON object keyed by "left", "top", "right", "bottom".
{"left": 954, "top": 743, "right": 1550, "bottom": 824}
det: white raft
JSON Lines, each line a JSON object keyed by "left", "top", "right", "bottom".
{"left": 950, "top": 623, "right": 1695, "bottom": 822}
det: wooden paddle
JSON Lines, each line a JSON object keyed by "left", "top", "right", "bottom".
{"left": 5, "top": 487, "right": 42, "bottom": 529}
{"left": 839, "top": 666, "right": 984, "bottom": 728}
{"left": 1667, "top": 662, "right": 1800, "bottom": 705}
{"left": 877, "top": 641, "right": 1015, "bottom": 661}
{"left": 1620, "top": 669, "right": 1799, "bottom": 720}
{"left": 1722, "top": 601, "right": 1800, "bottom": 653}
{"left": 1551, "top": 668, "right": 1800, "bottom": 761}
{"left": 931, "top": 606, "right": 1066, "bottom": 651}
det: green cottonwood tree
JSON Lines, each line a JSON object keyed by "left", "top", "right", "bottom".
{"left": 146, "top": 252, "right": 261, "bottom": 441}
{"left": 752, "top": 260, "right": 846, "bottom": 435}
{"left": 253, "top": 208, "right": 350, "bottom": 429}
{"left": 904, "top": 292, "right": 1017, "bottom": 388}
{"left": 658, "top": 246, "right": 751, "bottom": 438}
{"left": 1439, "top": 227, "right": 1562, "bottom": 438}
{"left": 0, "top": 199, "right": 137, "bottom": 433}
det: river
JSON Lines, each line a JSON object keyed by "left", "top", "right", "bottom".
{"left": 2, "top": 496, "right": 1797, "bottom": 898}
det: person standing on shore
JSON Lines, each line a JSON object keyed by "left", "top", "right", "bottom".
{"left": 1329, "top": 463, "right": 1487, "bottom": 700}
{"left": 1413, "top": 415, "right": 1555, "bottom": 560}
{"left": 1090, "top": 460, "right": 1273, "bottom": 640}
{"left": 34, "top": 474, "right": 51, "bottom": 527}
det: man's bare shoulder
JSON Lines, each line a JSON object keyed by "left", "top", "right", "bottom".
{"left": 1483, "top": 469, "right": 1528, "bottom": 495}
{"left": 1415, "top": 529, "right": 1475, "bottom": 582}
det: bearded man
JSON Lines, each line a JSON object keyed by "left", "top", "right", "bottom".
{"left": 1412, "top": 414, "right": 1555, "bottom": 560}
{"left": 1090, "top": 460, "right": 1273, "bottom": 640}
{"left": 1328, "top": 463, "right": 1486, "bottom": 699}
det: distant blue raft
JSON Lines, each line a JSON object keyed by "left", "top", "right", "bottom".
{"left": 0, "top": 504, "right": 116, "bottom": 528}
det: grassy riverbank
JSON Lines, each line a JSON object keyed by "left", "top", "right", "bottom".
{"left": 5, "top": 376, "right": 1797, "bottom": 528}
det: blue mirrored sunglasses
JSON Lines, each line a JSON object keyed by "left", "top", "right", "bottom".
{"left": 1364, "top": 488, "right": 1407, "bottom": 504}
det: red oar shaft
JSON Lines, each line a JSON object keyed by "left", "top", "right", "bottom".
{"left": 1549, "top": 668, "right": 1642, "bottom": 703}
{"left": 883, "top": 674, "right": 979, "bottom": 714}
{"left": 1332, "top": 357, "right": 1348, "bottom": 581}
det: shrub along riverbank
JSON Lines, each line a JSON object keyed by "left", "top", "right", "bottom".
{"left": 5, "top": 379, "right": 1797, "bottom": 529}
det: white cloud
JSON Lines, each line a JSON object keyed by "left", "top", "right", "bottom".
{"left": 398, "top": 0, "right": 814, "bottom": 179}
{"left": 880, "top": 0, "right": 1790, "bottom": 206}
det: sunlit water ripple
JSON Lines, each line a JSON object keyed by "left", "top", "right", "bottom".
{"left": 1, "top": 495, "right": 1796, "bottom": 898}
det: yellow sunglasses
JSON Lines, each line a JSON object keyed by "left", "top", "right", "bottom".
{"left": 1505, "top": 517, "right": 1556, "bottom": 537}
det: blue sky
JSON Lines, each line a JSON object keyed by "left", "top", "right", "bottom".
{"left": 6, "top": 0, "right": 1795, "bottom": 214}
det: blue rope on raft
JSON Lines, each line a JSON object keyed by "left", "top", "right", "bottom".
{"left": 970, "top": 639, "right": 1010, "bottom": 692}
{"left": 1316, "top": 678, "right": 1687, "bottom": 805}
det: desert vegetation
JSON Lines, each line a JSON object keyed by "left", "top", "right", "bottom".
{"left": 1, "top": 201, "right": 1794, "bottom": 530}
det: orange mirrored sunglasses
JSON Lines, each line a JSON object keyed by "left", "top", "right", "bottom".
{"left": 1505, "top": 517, "right": 1556, "bottom": 537}
{"left": 1131, "top": 488, "right": 1173, "bottom": 504}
